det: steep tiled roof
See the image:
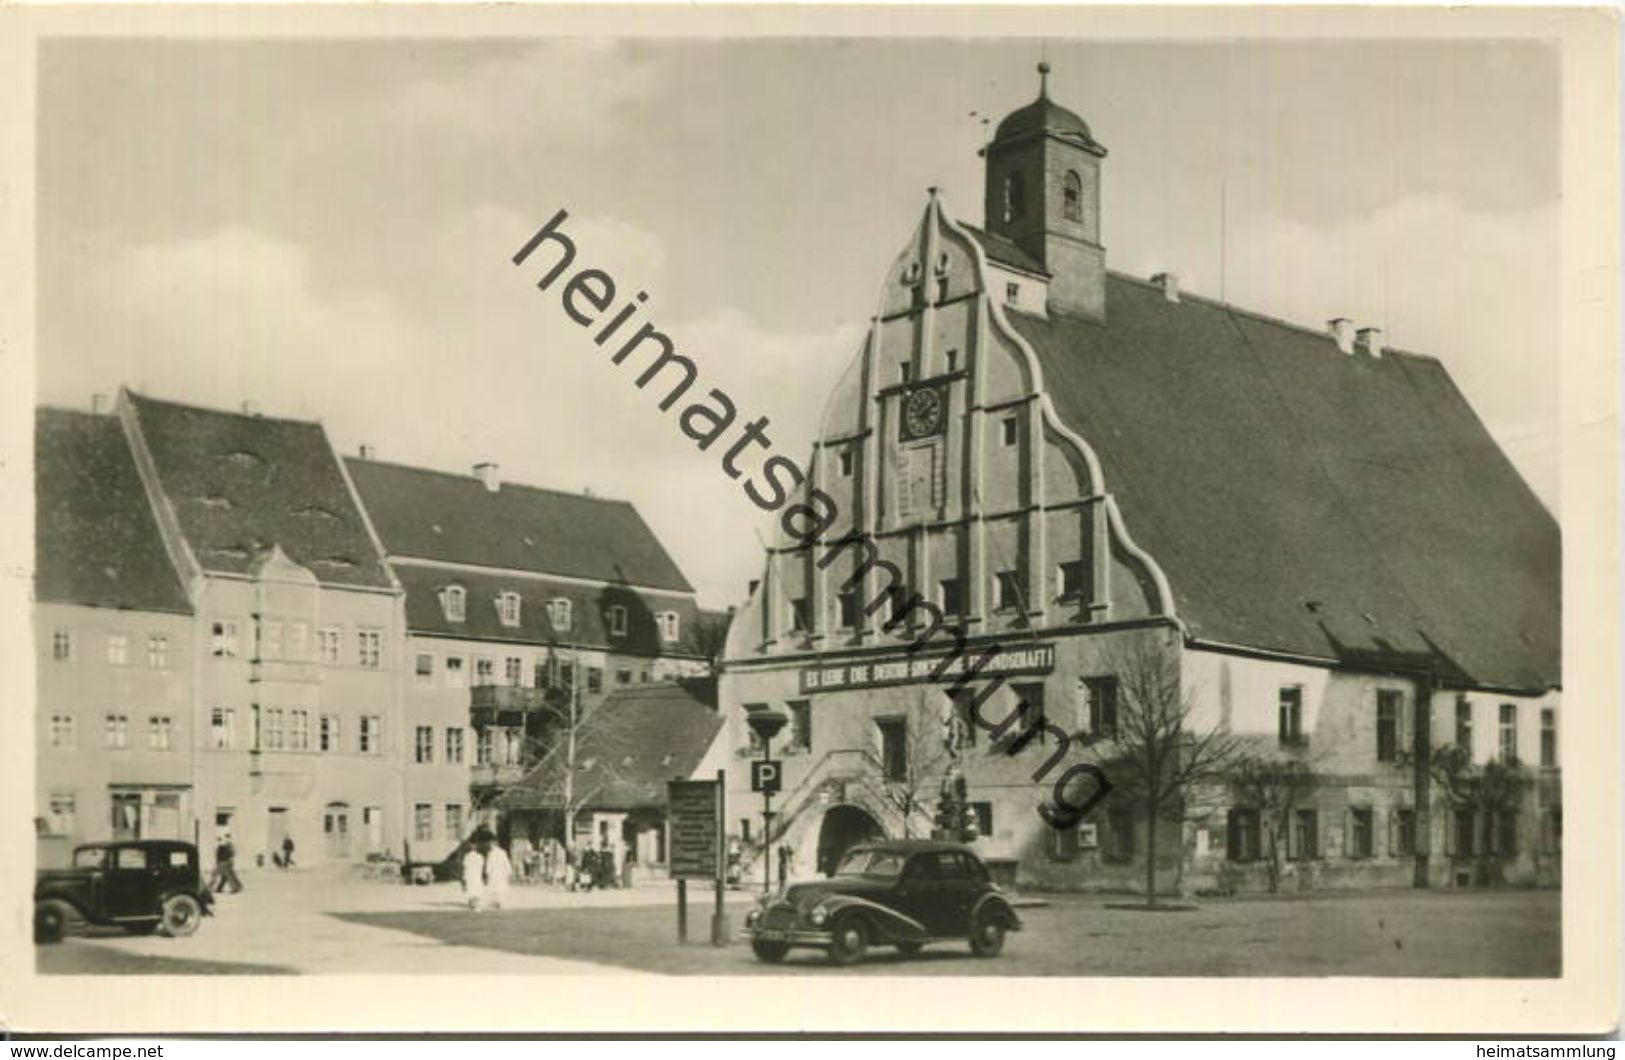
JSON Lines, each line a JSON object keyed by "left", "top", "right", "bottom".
{"left": 34, "top": 409, "right": 192, "bottom": 614}
{"left": 1012, "top": 274, "right": 1560, "bottom": 692}
{"left": 962, "top": 224, "right": 1049, "bottom": 277}
{"left": 497, "top": 678, "right": 722, "bottom": 812}
{"left": 125, "top": 392, "right": 393, "bottom": 590}
{"left": 393, "top": 563, "right": 707, "bottom": 657}
{"left": 345, "top": 458, "right": 694, "bottom": 593}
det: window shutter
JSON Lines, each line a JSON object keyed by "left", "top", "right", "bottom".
{"left": 1343, "top": 810, "right": 1354, "bottom": 859}
{"left": 1283, "top": 813, "right": 1296, "bottom": 861}
{"left": 1226, "top": 811, "right": 1239, "bottom": 861}
{"left": 1444, "top": 812, "right": 1458, "bottom": 856}
{"left": 1378, "top": 809, "right": 1391, "bottom": 858}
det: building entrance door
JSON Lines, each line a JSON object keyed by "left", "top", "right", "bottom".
{"left": 363, "top": 806, "right": 383, "bottom": 854}
{"left": 324, "top": 803, "right": 351, "bottom": 859}
{"left": 267, "top": 807, "right": 289, "bottom": 862}
{"left": 816, "top": 804, "right": 885, "bottom": 876}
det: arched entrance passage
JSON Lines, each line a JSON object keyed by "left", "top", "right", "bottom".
{"left": 816, "top": 804, "right": 885, "bottom": 876}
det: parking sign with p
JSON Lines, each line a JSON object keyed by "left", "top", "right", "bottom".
{"left": 750, "top": 759, "right": 782, "bottom": 794}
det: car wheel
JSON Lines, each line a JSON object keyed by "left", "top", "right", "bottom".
{"left": 969, "top": 912, "right": 1006, "bottom": 957}
{"left": 34, "top": 901, "right": 70, "bottom": 945}
{"left": 895, "top": 941, "right": 924, "bottom": 958}
{"left": 157, "top": 894, "right": 202, "bottom": 938}
{"left": 751, "top": 940, "right": 790, "bottom": 963}
{"left": 827, "top": 916, "right": 868, "bottom": 966}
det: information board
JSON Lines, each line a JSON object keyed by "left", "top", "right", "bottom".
{"left": 667, "top": 778, "right": 721, "bottom": 880}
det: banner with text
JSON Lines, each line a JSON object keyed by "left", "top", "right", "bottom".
{"left": 799, "top": 642, "right": 1055, "bottom": 694}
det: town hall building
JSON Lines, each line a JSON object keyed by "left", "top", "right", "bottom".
{"left": 718, "top": 66, "right": 1561, "bottom": 895}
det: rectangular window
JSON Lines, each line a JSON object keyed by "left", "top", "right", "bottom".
{"left": 657, "top": 612, "right": 681, "bottom": 643}
{"left": 210, "top": 707, "right": 234, "bottom": 750}
{"left": 1291, "top": 809, "right": 1319, "bottom": 860}
{"left": 1348, "top": 808, "right": 1374, "bottom": 859}
{"left": 415, "top": 725, "right": 434, "bottom": 764}
{"left": 357, "top": 630, "right": 382, "bottom": 670}
{"left": 1048, "top": 818, "right": 1081, "bottom": 862}
{"left": 1008, "top": 682, "right": 1047, "bottom": 745}
{"left": 318, "top": 628, "right": 341, "bottom": 665}
{"left": 211, "top": 621, "right": 238, "bottom": 653}
{"left": 1453, "top": 809, "right": 1477, "bottom": 857}
{"left": 446, "top": 804, "right": 465, "bottom": 841}
{"left": 415, "top": 653, "right": 434, "bottom": 684}
{"left": 47, "top": 792, "right": 77, "bottom": 836}
{"left": 788, "top": 700, "right": 812, "bottom": 751}
{"left": 1000, "top": 415, "right": 1018, "bottom": 446}
{"left": 1278, "top": 686, "right": 1304, "bottom": 747}
{"left": 261, "top": 620, "right": 283, "bottom": 661}
{"left": 608, "top": 606, "right": 629, "bottom": 637}
{"left": 1004, "top": 282, "right": 1019, "bottom": 306}
{"left": 1456, "top": 695, "right": 1473, "bottom": 751}
{"left": 360, "top": 715, "right": 382, "bottom": 755}
{"left": 264, "top": 709, "right": 284, "bottom": 751}
{"left": 1084, "top": 676, "right": 1119, "bottom": 738}
{"left": 474, "top": 656, "right": 495, "bottom": 687}
{"left": 1499, "top": 703, "right": 1518, "bottom": 762}
{"left": 147, "top": 714, "right": 173, "bottom": 751}
{"left": 414, "top": 804, "right": 434, "bottom": 843}
{"left": 1393, "top": 808, "right": 1417, "bottom": 857}
{"left": 320, "top": 714, "right": 339, "bottom": 753}
{"left": 475, "top": 727, "right": 494, "bottom": 766}
{"left": 146, "top": 634, "right": 171, "bottom": 669}
{"left": 105, "top": 713, "right": 129, "bottom": 749}
{"left": 445, "top": 727, "right": 465, "bottom": 765}
{"left": 789, "top": 597, "right": 811, "bottom": 632}
{"left": 1105, "top": 804, "right": 1135, "bottom": 863}
{"left": 547, "top": 598, "right": 573, "bottom": 633}
{"left": 900, "top": 362, "right": 914, "bottom": 383}
{"left": 51, "top": 629, "right": 75, "bottom": 662}
{"left": 106, "top": 633, "right": 129, "bottom": 666}
{"left": 937, "top": 578, "right": 962, "bottom": 617}
{"left": 505, "top": 657, "right": 523, "bottom": 686}
{"left": 876, "top": 717, "right": 908, "bottom": 781}
{"left": 559, "top": 661, "right": 575, "bottom": 690}
{"left": 969, "top": 801, "right": 994, "bottom": 840}
{"left": 49, "top": 713, "right": 77, "bottom": 749}
{"left": 994, "top": 570, "right": 1022, "bottom": 611}
{"left": 837, "top": 590, "right": 861, "bottom": 629}
{"left": 1376, "top": 690, "right": 1401, "bottom": 762}
{"left": 1491, "top": 811, "right": 1518, "bottom": 856}
{"left": 289, "top": 710, "right": 309, "bottom": 752}
{"left": 587, "top": 667, "right": 603, "bottom": 694}
{"left": 839, "top": 450, "right": 855, "bottom": 477}
{"left": 1226, "top": 807, "right": 1261, "bottom": 862}
{"left": 617, "top": 668, "right": 632, "bottom": 686}
{"left": 1540, "top": 708, "right": 1556, "bottom": 767}
{"left": 445, "top": 656, "right": 465, "bottom": 688}
{"left": 945, "top": 349, "right": 959, "bottom": 373}
{"left": 1057, "top": 560, "right": 1085, "bottom": 601}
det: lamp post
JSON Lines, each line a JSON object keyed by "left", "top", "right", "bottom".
{"left": 745, "top": 709, "right": 788, "bottom": 894}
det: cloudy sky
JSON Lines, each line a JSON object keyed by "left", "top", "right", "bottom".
{"left": 38, "top": 37, "right": 1559, "bottom": 608}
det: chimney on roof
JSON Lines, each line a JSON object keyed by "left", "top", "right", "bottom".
{"left": 474, "top": 462, "right": 500, "bottom": 493}
{"left": 358, "top": 443, "right": 376, "bottom": 460}
{"left": 1327, "top": 318, "right": 1355, "bottom": 355}
{"left": 1357, "top": 327, "right": 1385, "bottom": 358}
{"left": 91, "top": 393, "right": 111, "bottom": 415}
{"left": 242, "top": 400, "right": 261, "bottom": 417}
{"left": 1150, "top": 272, "right": 1181, "bottom": 303}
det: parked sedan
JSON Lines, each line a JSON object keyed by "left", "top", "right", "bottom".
{"left": 743, "top": 839, "right": 1021, "bottom": 965}
{"left": 34, "top": 840, "right": 213, "bottom": 943}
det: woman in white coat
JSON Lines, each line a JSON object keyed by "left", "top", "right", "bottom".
{"left": 485, "top": 841, "right": 513, "bottom": 909}
{"left": 462, "top": 841, "right": 489, "bottom": 911}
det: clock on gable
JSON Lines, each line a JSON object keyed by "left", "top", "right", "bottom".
{"left": 900, "top": 382, "right": 948, "bottom": 441}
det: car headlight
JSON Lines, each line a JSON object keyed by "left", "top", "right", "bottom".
{"left": 809, "top": 905, "right": 828, "bottom": 926}
{"left": 744, "top": 907, "right": 761, "bottom": 927}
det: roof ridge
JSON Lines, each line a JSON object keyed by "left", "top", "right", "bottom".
{"left": 125, "top": 388, "right": 324, "bottom": 428}
{"left": 346, "top": 455, "right": 637, "bottom": 508}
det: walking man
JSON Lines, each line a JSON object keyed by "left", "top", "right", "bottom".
{"left": 211, "top": 833, "right": 244, "bottom": 894}
{"left": 281, "top": 835, "right": 296, "bottom": 870}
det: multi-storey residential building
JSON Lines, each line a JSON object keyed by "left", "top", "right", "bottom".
{"left": 344, "top": 455, "right": 718, "bottom": 855}
{"left": 34, "top": 408, "right": 196, "bottom": 866}
{"left": 719, "top": 68, "right": 1561, "bottom": 893}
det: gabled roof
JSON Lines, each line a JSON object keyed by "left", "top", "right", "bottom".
{"left": 34, "top": 409, "right": 192, "bottom": 614}
{"left": 393, "top": 563, "right": 707, "bottom": 657}
{"left": 124, "top": 392, "right": 393, "bottom": 590}
{"left": 496, "top": 679, "right": 722, "bottom": 812}
{"left": 1010, "top": 274, "right": 1560, "bottom": 692}
{"left": 345, "top": 458, "right": 694, "bottom": 594}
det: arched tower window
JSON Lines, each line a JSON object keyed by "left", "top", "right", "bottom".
{"left": 1063, "top": 171, "right": 1082, "bottom": 222}
{"left": 1002, "top": 172, "right": 1026, "bottom": 223}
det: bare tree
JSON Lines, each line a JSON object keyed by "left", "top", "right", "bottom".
{"left": 1100, "top": 635, "right": 1244, "bottom": 905}
{"left": 691, "top": 608, "right": 732, "bottom": 676}
{"left": 871, "top": 689, "right": 957, "bottom": 838}
{"left": 1431, "top": 744, "right": 1530, "bottom": 885}
{"left": 1229, "top": 751, "right": 1319, "bottom": 893}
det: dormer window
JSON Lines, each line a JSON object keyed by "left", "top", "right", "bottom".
{"left": 608, "top": 605, "right": 629, "bottom": 637}
{"left": 547, "top": 597, "right": 572, "bottom": 633}
{"left": 657, "top": 611, "right": 681, "bottom": 643}
{"left": 440, "top": 585, "right": 466, "bottom": 622}
{"left": 1005, "top": 283, "right": 1020, "bottom": 306}
{"left": 497, "top": 591, "right": 522, "bottom": 628}
{"left": 1063, "top": 170, "right": 1082, "bottom": 222}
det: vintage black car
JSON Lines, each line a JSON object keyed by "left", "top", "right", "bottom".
{"left": 743, "top": 839, "right": 1021, "bottom": 965}
{"left": 34, "top": 840, "right": 213, "bottom": 943}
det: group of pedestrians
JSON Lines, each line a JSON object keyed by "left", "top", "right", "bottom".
{"left": 460, "top": 827, "right": 513, "bottom": 911}
{"left": 208, "top": 833, "right": 296, "bottom": 894}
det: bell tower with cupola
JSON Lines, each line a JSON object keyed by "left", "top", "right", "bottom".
{"left": 981, "top": 63, "right": 1108, "bottom": 319}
